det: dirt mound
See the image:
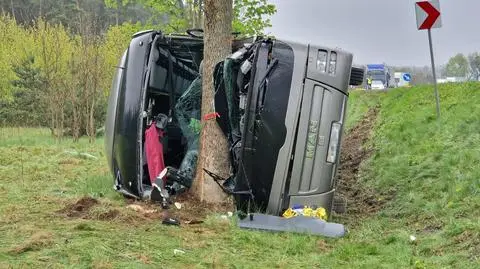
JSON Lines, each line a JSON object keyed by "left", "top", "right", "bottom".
{"left": 57, "top": 197, "right": 99, "bottom": 218}
{"left": 97, "top": 209, "right": 120, "bottom": 221}
{"left": 336, "top": 106, "right": 394, "bottom": 217}
{"left": 57, "top": 197, "right": 124, "bottom": 221}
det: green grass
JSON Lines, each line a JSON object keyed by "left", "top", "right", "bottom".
{"left": 344, "top": 89, "right": 383, "bottom": 131}
{"left": 1, "top": 83, "right": 480, "bottom": 268}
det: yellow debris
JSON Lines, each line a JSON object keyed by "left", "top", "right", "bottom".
{"left": 282, "top": 208, "right": 297, "bottom": 218}
{"left": 303, "top": 206, "right": 314, "bottom": 217}
{"left": 282, "top": 206, "right": 328, "bottom": 221}
{"left": 314, "top": 207, "right": 327, "bottom": 220}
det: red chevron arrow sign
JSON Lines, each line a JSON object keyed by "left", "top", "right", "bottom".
{"left": 415, "top": 1, "right": 442, "bottom": 119}
{"left": 415, "top": 1, "right": 442, "bottom": 30}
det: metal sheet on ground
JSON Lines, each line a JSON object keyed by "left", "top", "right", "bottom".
{"left": 238, "top": 213, "right": 346, "bottom": 238}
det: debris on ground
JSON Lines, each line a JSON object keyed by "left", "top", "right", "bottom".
{"left": 126, "top": 204, "right": 157, "bottom": 214}
{"left": 184, "top": 219, "right": 204, "bottom": 225}
{"left": 54, "top": 192, "right": 233, "bottom": 226}
{"left": 282, "top": 205, "right": 328, "bottom": 221}
{"left": 173, "top": 249, "right": 185, "bottom": 255}
{"left": 63, "top": 150, "right": 98, "bottom": 160}
{"left": 169, "top": 192, "right": 234, "bottom": 223}
{"left": 335, "top": 106, "right": 395, "bottom": 218}
{"left": 238, "top": 213, "right": 346, "bottom": 238}
{"left": 162, "top": 217, "right": 180, "bottom": 226}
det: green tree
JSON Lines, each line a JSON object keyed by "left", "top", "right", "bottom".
{"left": 138, "top": 0, "right": 188, "bottom": 32}
{"left": 468, "top": 52, "right": 480, "bottom": 80}
{"left": 0, "top": 14, "right": 33, "bottom": 100}
{"left": 33, "top": 19, "right": 75, "bottom": 139}
{"left": 445, "top": 53, "right": 469, "bottom": 78}
{"left": 0, "top": 56, "right": 47, "bottom": 127}
{"left": 233, "top": 0, "right": 276, "bottom": 35}
{"left": 143, "top": 0, "right": 276, "bottom": 34}
{"left": 104, "top": 0, "right": 130, "bottom": 25}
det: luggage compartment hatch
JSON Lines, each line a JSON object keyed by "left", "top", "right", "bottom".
{"left": 288, "top": 79, "right": 346, "bottom": 197}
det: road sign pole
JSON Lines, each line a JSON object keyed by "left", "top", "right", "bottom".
{"left": 427, "top": 29, "right": 441, "bottom": 119}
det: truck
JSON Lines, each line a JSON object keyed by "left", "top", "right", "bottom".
{"left": 366, "top": 64, "right": 391, "bottom": 90}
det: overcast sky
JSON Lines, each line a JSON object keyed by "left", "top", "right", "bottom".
{"left": 266, "top": 0, "right": 480, "bottom": 66}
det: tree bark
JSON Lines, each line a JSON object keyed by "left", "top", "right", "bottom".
{"left": 193, "top": 0, "right": 232, "bottom": 203}
{"left": 197, "top": 0, "right": 203, "bottom": 28}
{"left": 193, "top": 0, "right": 198, "bottom": 28}
{"left": 115, "top": 0, "right": 120, "bottom": 25}
{"left": 188, "top": 0, "right": 195, "bottom": 28}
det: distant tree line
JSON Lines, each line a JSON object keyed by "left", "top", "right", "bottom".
{"left": 390, "top": 52, "right": 480, "bottom": 86}
{"left": 0, "top": 0, "right": 275, "bottom": 35}
{"left": 443, "top": 53, "right": 480, "bottom": 80}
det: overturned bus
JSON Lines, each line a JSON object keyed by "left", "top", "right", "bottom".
{"left": 104, "top": 29, "right": 363, "bottom": 218}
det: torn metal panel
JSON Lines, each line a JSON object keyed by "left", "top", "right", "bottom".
{"left": 238, "top": 214, "right": 347, "bottom": 238}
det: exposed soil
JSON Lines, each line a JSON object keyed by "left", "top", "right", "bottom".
{"left": 57, "top": 197, "right": 126, "bottom": 222}
{"left": 316, "top": 239, "right": 332, "bottom": 252}
{"left": 57, "top": 191, "right": 234, "bottom": 226}
{"left": 335, "top": 106, "right": 394, "bottom": 217}
{"left": 57, "top": 197, "right": 99, "bottom": 218}
{"left": 97, "top": 209, "right": 120, "bottom": 221}
{"left": 166, "top": 192, "right": 234, "bottom": 225}
{"left": 406, "top": 214, "right": 444, "bottom": 233}
{"left": 119, "top": 191, "right": 234, "bottom": 225}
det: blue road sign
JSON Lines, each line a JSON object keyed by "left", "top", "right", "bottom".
{"left": 403, "top": 73, "right": 412, "bottom": 82}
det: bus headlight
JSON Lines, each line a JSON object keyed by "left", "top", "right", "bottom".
{"left": 316, "top": 50, "right": 328, "bottom": 73}
{"left": 326, "top": 122, "right": 342, "bottom": 163}
{"left": 329, "top": 52, "right": 337, "bottom": 75}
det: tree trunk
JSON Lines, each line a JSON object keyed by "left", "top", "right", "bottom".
{"left": 72, "top": 98, "right": 80, "bottom": 142}
{"left": 193, "top": 0, "right": 232, "bottom": 203}
{"left": 197, "top": 0, "right": 204, "bottom": 28}
{"left": 39, "top": 0, "right": 42, "bottom": 18}
{"left": 115, "top": 0, "right": 120, "bottom": 25}
{"left": 60, "top": 104, "right": 65, "bottom": 141}
{"left": 89, "top": 49, "right": 98, "bottom": 143}
{"left": 10, "top": 0, "right": 15, "bottom": 20}
{"left": 191, "top": 0, "right": 197, "bottom": 28}
{"left": 89, "top": 96, "right": 95, "bottom": 143}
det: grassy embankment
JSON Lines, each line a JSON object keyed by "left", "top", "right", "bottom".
{"left": 0, "top": 82, "right": 479, "bottom": 268}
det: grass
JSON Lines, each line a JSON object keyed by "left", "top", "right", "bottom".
{"left": 344, "top": 88, "right": 383, "bottom": 132}
{"left": 1, "top": 83, "right": 480, "bottom": 268}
